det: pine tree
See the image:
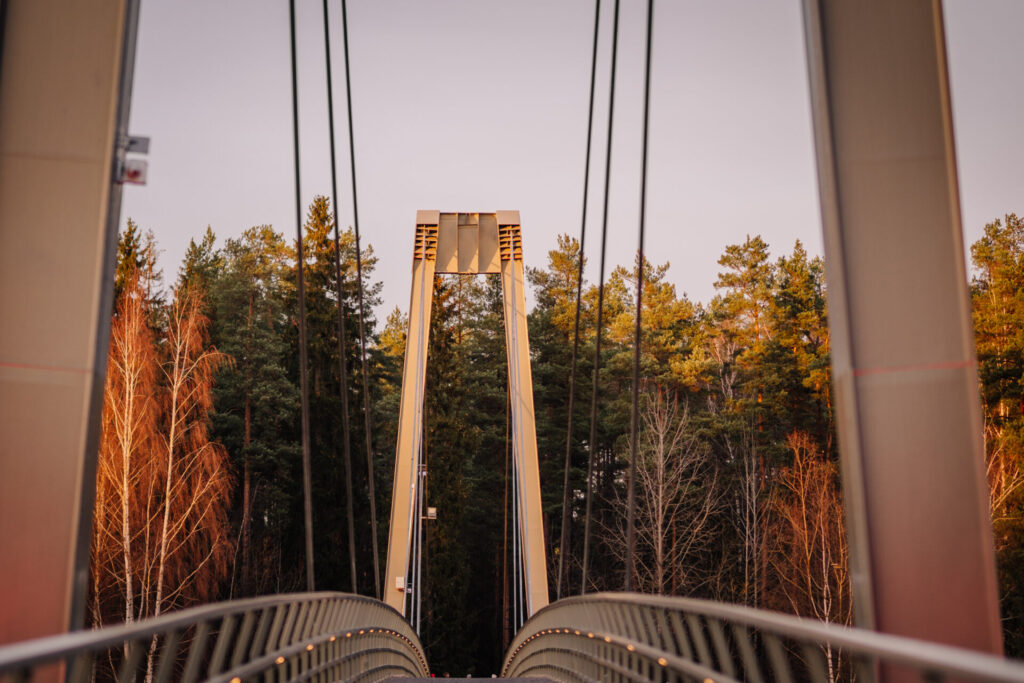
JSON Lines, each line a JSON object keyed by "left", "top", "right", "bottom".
{"left": 286, "top": 196, "right": 383, "bottom": 593}
{"left": 116, "top": 218, "right": 165, "bottom": 324}
{"left": 768, "top": 242, "right": 832, "bottom": 456}
{"left": 421, "top": 274, "right": 476, "bottom": 674}
{"left": 211, "top": 226, "right": 301, "bottom": 595}
{"left": 177, "top": 226, "right": 223, "bottom": 305}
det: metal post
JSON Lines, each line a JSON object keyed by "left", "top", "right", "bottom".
{"left": 802, "top": 0, "right": 1002, "bottom": 653}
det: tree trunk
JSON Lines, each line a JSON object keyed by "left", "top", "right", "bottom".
{"left": 241, "top": 395, "right": 252, "bottom": 594}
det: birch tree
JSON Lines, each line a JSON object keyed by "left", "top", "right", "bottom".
{"left": 145, "top": 286, "right": 232, "bottom": 679}
{"left": 605, "top": 391, "right": 721, "bottom": 595}
{"left": 91, "top": 265, "right": 233, "bottom": 679}
{"left": 91, "top": 271, "right": 160, "bottom": 630}
{"left": 767, "top": 431, "right": 851, "bottom": 682}
{"left": 726, "top": 422, "right": 767, "bottom": 608}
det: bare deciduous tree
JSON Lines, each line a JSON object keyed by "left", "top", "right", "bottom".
{"left": 91, "top": 276, "right": 232, "bottom": 680}
{"left": 719, "top": 420, "right": 768, "bottom": 609}
{"left": 145, "top": 287, "right": 232, "bottom": 679}
{"left": 985, "top": 419, "right": 1024, "bottom": 525}
{"left": 767, "top": 431, "right": 851, "bottom": 683}
{"left": 605, "top": 390, "right": 722, "bottom": 595}
{"left": 92, "top": 272, "right": 160, "bottom": 634}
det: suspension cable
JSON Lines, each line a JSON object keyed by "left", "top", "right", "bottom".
{"left": 340, "top": 0, "right": 381, "bottom": 599}
{"left": 321, "top": 0, "right": 358, "bottom": 595}
{"left": 625, "top": 0, "right": 655, "bottom": 593}
{"left": 289, "top": 0, "right": 316, "bottom": 592}
{"left": 580, "top": 0, "right": 621, "bottom": 595}
{"left": 557, "top": 0, "right": 601, "bottom": 602}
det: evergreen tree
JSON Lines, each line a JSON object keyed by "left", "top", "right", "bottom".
{"left": 177, "top": 226, "right": 223, "bottom": 305}
{"left": 526, "top": 236, "right": 592, "bottom": 595}
{"left": 970, "top": 213, "right": 1024, "bottom": 656}
{"left": 421, "top": 274, "right": 477, "bottom": 674}
{"left": 286, "top": 196, "right": 382, "bottom": 594}
{"left": 768, "top": 242, "right": 832, "bottom": 456}
{"left": 116, "top": 218, "right": 164, "bottom": 325}
{"left": 211, "top": 226, "right": 301, "bottom": 595}
{"left": 115, "top": 218, "right": 145, "bottom": 300}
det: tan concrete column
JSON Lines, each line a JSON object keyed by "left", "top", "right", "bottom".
{"left": 498, "top": 213, "right": 549, "bottom": 616}
{"left": 0, "top": 0, "right": 134, "bottom": 643}
{"left": 384, "top": 214, "right": 438, "bottom": 614}
{"left": 802, "top": 0, "right": 1002, "bottom": 653}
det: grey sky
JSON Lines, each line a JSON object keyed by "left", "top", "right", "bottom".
{"left": 122, "top": 0, "right": 1024, "bottom": 318}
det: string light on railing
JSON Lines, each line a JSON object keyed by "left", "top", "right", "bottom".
{"left": 657, "top": 658, "right": 667, "bottom": 666}
{"left": 306, "top": 644, "right": 314, "bottom": 651}
{"left": 275, "top": 656, "right": 286, "bottom": 665}
{"left": 626, "top": 644, "right": 635, "bottom": 652}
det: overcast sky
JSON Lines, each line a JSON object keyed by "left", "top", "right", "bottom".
{"left": 121, "top": 0, "right": 1024, "bottom": 317}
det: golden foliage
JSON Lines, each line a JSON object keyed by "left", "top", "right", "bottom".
{"left": 90, "top": 273, "right": 232, "bottom": 630}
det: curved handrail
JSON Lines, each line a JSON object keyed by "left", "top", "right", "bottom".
{"left": 503, "top": 593, "right": 1024, "bottom": 682}
{"left": 0, "top": 592, "right": 428, "bottom": 682}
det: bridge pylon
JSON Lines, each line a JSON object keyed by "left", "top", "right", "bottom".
{"left": 384, "top": 211, "right": 549, "bottom": 619}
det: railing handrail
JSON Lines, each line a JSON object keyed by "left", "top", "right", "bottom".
{"left": 504, "top": 592, "right": 1024, "bottom": 682}
{"left": 0, "top": 592, "right": 349, "bottom": 669}
{"left": 0, "top": 591, "right": 428, "bottom": 681}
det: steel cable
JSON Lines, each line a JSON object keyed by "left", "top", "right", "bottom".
{"left": 321, "top": 0, "right": 359, "bottom": 595}
{"left": 288, "top": 0, "right": 316, "bottom": 592}
{"left": 625, "top": 0, "right": 655, "bottom": 593}
{"left": 340, "top": 0, "right": 381, "bottom": 599}
{"left": 557, "top": 0, "right": 602, "bottom": 602}
{"left": 581, "top": 0, "right": 621, "bottom": 595}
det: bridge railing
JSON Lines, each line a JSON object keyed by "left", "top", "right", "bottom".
{"left": 0, "top": 592, "right": 428, "bottom": 682}
{"left": 503, "top": 593, "right": 1024, "bottom": 682}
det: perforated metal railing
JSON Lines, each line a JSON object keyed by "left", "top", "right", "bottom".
{"left": 502, "top": 593, "right": 1024, "bottom": 682}
{"left": 0, "top": 592, "right": 428, "bottom": 682}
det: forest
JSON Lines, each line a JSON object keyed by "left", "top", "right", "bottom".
{"left": 90, "top": 201, "right": 1024, "bottom": 676}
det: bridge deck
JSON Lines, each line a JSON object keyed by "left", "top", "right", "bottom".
{"left": 385, "top": 679, "right": 551, "bottom": 682}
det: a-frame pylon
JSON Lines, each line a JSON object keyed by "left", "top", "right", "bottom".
{"left": 384, "top": 211, "right": 549, "bottom": 618}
